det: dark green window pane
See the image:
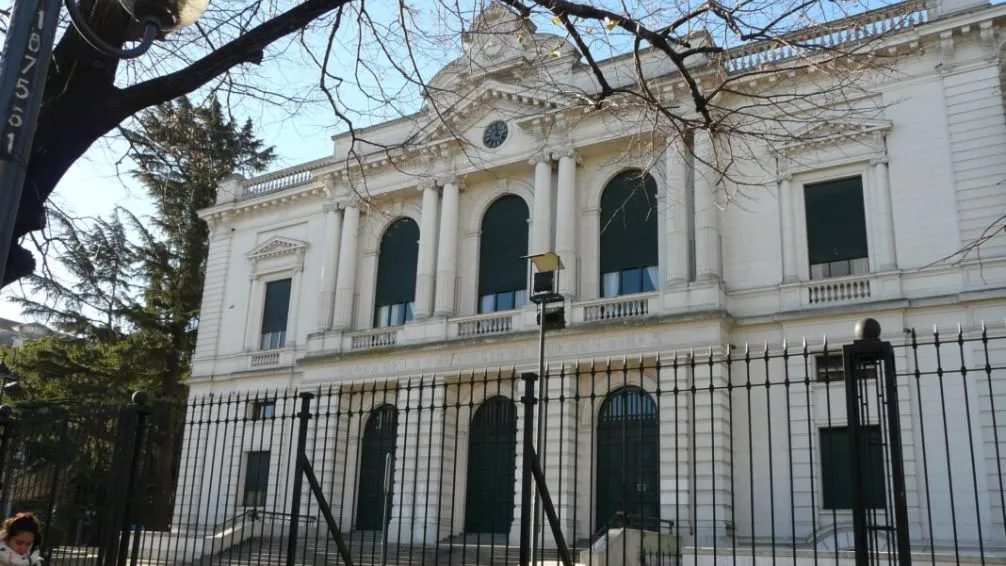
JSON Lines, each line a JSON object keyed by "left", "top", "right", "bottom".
{"left": 820, "top": 425, "right": 886, "bottom": 510}
{"left": 375, "top": 218, "right": 420, "bottom": 307}
{"left": 599, "top": 170, "right": 659, "bottom": 275}
{"left": 243, "top": 451, "right": 270, "bottom": 507}
{"left": 804, "top": 177, "right": 868, "bottom": 265}
{"left": 479, "top": 195, "right": 530, "bottom": 297}
{"left": 261, "top": 279, "right": 291, "bottom": 334}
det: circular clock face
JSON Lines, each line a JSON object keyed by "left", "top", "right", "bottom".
{"left": 482, "top": 120, "right": 509, "bottom": 149}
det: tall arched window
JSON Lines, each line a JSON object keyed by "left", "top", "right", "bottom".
{"left": 374, "top": 218, "right": 419, "bottom": 327}
{"left": 599, "top": 170, "right": 659, "bottom": 297}
{"left": 595, "top": 386, "right": 659, "bottom": 532}
{"left": 478, "top": 195, "right": 530, "bottom": 313}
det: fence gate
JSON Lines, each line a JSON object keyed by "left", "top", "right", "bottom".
{"left": 843, "top": 318, "right": 912, "bottom": 566}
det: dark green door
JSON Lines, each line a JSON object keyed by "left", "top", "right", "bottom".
{"left": 356, "top": 405, "right": 398, "bottom": 531}
{"left": 465, "top": 396, "right": 518, "bottom": 534}
{"left": 595, "top": 387, "right": 660, "bottom": 533}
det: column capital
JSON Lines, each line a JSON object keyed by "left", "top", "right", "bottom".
{"left": 551, "top": 145, "right": 581, "bottom": 163}
{"left": 777, "top": 173, "right": 794, "bottom": 184}
{"left": 322, "top": 201, "right": 340, "bottom": 214}
{"left": 417, "top": 177, "right": 438, "bottom": 192}
{"left": 529, "top": 150, "right": 552, "bottom": 166}
{"left": 870, "top": 156, "right": 889, "bottom": 167}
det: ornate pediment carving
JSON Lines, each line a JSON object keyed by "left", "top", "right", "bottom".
{"left": 776, "top": 118, "right": 893, "bottom": 155}
{"left": 246, "top": 236, "right": 308, "bottom": 263}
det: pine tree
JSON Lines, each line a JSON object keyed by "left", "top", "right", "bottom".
{"left": 9, "top": 96, "right": 275, "bottom": 530}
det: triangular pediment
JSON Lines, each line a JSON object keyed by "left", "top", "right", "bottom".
{"left": 246, "top": 236, "right": 308, "bottom": 261}
{"left": 778, "top": 118, "right": 893, "bottom": 154}
{"left": 417, "top": 80, "right": 562, "bottom": 145}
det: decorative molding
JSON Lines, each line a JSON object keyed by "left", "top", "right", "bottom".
{"left": 939, "top": 30, "right": 955, "bottom": 72}
{"left": 246, "top": 236, "right": 309, "bottom": 268}
{"left": 979, "top": 21, "right": 996, "bottom": 59}
{"left": 774, "top": 118, "right": 893, "bottom": 156}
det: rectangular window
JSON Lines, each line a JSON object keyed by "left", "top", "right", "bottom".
{"left": 815, "top": 353, "right": 880, "bottom": 382}
{"left": 820, "top": 425, "right": 886, "bottom": 510}
{"left": 260, "top": 279, "right": 292, "bottom": 350}
{"left": 243, "top": 451, "right": 270, "bottom": 507}
{"left": 602, "top": 266, "right": 657, "bottom": 298}
{"left": 478, "top": 290, "right": 528, "bottom": 314}
{"left": 250, "top": 400, "right": 276, "bottom": 420}
{"left": 815, "top": 354, "right": 845, "bottom": 382}
{"left": 805, "top": 177, "right": 869, "bottom": 281}
{"left": 374, "top": 301, "right": 415, "bottom": 328}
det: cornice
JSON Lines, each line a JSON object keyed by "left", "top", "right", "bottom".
{"left": 214, "top": 4, "right": 1005, "bottom": 217}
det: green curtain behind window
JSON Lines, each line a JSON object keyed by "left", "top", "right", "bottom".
{"left": 479, "top": 195, "right": 530, "bottom": 296}
{"left": 375, "top": 218, "right": 420, "bottom": 306}
{"left": 261, "top": 279, "right": 291, "bottom": 333}
{"left": 599, "top": 169, "right": 659, "bottom": 274}
{"left": 804, "top": 177, "right": 868, "bottom": 265}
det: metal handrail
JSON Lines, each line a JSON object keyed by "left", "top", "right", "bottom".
{"left": 589, "top": 513, "right": 675, "bottom": 547}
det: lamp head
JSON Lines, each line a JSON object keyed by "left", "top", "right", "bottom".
{"left": 119, "top": 0, "right": 209, "bottom": 31}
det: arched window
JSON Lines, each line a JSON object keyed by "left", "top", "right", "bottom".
{"left": 595, "top": 386, "right": 659, "bottom": 532}
{"left": 356, "top": 405, "right": 398, "bottom": 530}
{"left": 374, "top": 218, "right": 419, "bottom": 327}
{"left": 599, "top": 170, "right": 659, "bottom": 297}
{"left": 465, "top": 396, "right": 518, "bottom": 534}
{"left": 478, "top": 195, "right": 530, "bottom": 313}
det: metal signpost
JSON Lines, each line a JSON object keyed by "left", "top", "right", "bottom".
{"left": 0, "top": 0, "right": 61, "bottom": 287}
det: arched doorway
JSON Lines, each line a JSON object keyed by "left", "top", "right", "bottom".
{"left": 595, "top": 386, "right": 659, "bottom": 533}
{"left": 465, "top": 396, "right": 518, "bottom": 534}
{"left": 356, "top": 405, "right": 398, "bottom": 531}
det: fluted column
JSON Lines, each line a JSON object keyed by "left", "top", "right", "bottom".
{"left": 434, "top": 180, "right": 460, "bottom": 317}
{"left": 693, "top": 129, "right": 722, "bottom": 282}
{"left": 316, "top": 202, "right": 344, "bottom": 330}
{"left": 779, "top": 174, "right": 799, "bottom": 283}
{"left": 555, "top": 149, "right": 578, "bottom": 298}
{"left": 414, "top": 182, "right": 440, "bottom": 319}
{"left": 665, "top": 135, "right": 690, "bottom": 286}
{"left": 332, "top": 203, "right": 360, "bottom": 330}
{"left": 872, "top": 157, "right": 897, "bottom": 271}
{"left": 531, "top": 152, "right": 554, "bottom": 254}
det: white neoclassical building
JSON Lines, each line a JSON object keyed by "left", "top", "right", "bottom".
{"left": 170, "top": 0, "right": 1006, "bottom": 563}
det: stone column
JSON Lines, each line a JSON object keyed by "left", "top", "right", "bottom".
{"left": 555, "top": 149, "right": 578, "bottom": 298}
{"left": 317, "top": 203, "right": 344, "bottom": 331}
{"left": 872, "top": 157, "right": 897, "bottom": 271}
{"left": 531, "top": 152, "right": 554, "bottom": 254}
{"left": 665, "top": 135, "right": 690, "bottom": 287}
{"left": 415, "top": 182, "right": 440, "bottom": 319}
{"left": 434, "top": 180, "right": 460, "bottom": 317}
{"left": 332, "top": 203, "right": 360, "bottom": 331}
{"left": 691, "top": 351, "right": 733, "bottom": 546}
{"left": 693, "top": 129, "right": 722, "bottom": 282}
{"left": 779, "top": 174, "right": 799, "bottom": 283}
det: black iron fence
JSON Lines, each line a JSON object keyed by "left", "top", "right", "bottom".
{"left": 2, "top": 320, "right": 1006, "bottom": 566}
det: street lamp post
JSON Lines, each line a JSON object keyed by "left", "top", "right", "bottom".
{"left": 524, "top": 252, "right": 565, "bottom": 565}
{"left": 0, "top": 0, "right": 209, "bottom": 287}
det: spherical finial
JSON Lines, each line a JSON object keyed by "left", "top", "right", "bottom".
{"left": 854, "top": 318, "right": 882, "bottom": 341}
{"left": 132, "top": 391, "right": 149, "bottom": 406}
{"left": 0, "top": 405, "right": 13, "bottom": 419}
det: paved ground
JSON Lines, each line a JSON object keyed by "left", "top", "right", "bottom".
{"left": 190, "top": 536, "right": 573, "bottom": 566}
